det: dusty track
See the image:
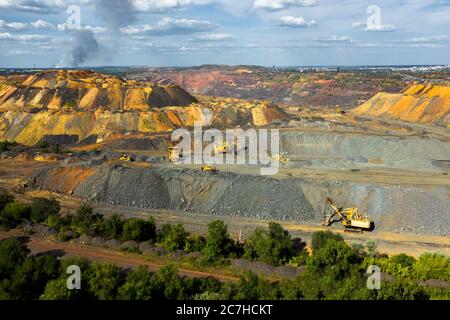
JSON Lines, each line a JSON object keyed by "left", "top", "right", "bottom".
{"left": 0, "top": 231, "right": 239, "bottom": 282}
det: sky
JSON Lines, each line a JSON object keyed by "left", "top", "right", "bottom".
{"left": 0, "top": 0, "right": 449, "bottom": 68}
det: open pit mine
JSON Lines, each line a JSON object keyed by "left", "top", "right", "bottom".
{"left": 0, "top": 70, "right": 449, "bottom": 242}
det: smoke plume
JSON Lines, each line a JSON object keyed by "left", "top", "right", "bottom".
{"left": 58, "top": 29, "right": 99, "bottom": 67}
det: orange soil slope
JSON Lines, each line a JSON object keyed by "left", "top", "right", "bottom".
{"left": 0, "top": 70, "right": 197, "bottom": 111}
{"left": 353, "top": 84, "right": 450, "bottom": 125}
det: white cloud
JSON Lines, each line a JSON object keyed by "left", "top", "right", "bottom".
{"left": 352, "top": 21, "right": 397, "bottom": 32}
{"left": 0, "top": 19, "right": 28, "bottom": 31}
{"left": 57, "top": 22, "right": 107, "bottom": 34}
{"left": 0, "top": 32, "right": 50, "bottom": 42}
{"left": 254, "top": 0, "right": 318, "bottom": 11}
{"left": 131, "top": 0, "right": 211, "bottom": 12}
{"left": 0, "top": 0, "right": 90, "bottom": 13}
{"left": 31, "top": 20, "right": 55, "bottom": 30}
{"left": 317, "top": 35, "right": 352, "bottom": 43}
{"left": 406, "top": 35, "right": 448, "bottom": 43}
{"left": 195, "top": 33, "right": 234, "bottom": 41}
{"left": 120, "top": 17, "right": 215, "bottom": 35}
{"left": 277, "top": 16, "right": 316, "bottom": 28}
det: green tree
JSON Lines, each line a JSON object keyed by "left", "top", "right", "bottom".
{"left": 311, "top": 231, "right": 344, "bottom": 251}
{"left": 185, "top": 235, "right": 206, "bottom": 252}
{"left": 87, "top": 263, "right": 124, "bottom": 300}
{"left": 308, "top": 239, "right": 361, "bottom": 279}
{"left": 40, "top": 278, "right": 82, "bottom": 300}
{"left": 412, "top": 253, "right": 450, "bottom": 281}
{"left": 245, "top": 222, "right": 293, "bottom": 266}
{"left": 234, "top": 272, "right": 279, "bottom": 300}
{"left": 117, "top": 266, "right": 155, "bottom": 300}
{"left": 9, "top": 254, "right": 60, "bottom": 299}
{"left": 29, "top": 197, "right": 60, "bottom": 224}
{"left": 0, "top": 192, "right": 14, "bottom": 211}
{"left": 203, "top": 220, "right": 235, "bottom": 263}
{"left": 98, "top": 214, "right": 124, "bottom": 239}
{"left": 0, "top": 202, "right": 30, "bottom": 229}
{"left": 152, "top": 265, "right": 184, "bottom": 300}
{"left": 162, "top": 224, "right": 188, "bottom": 252}
{"left": 122, "top": 218, "right": 156, "bottom": 242}
{"left": 0, "top": 238, "right": 29, "bottom": 277}
{"left": 71, "top": 203, "right": 101, "bottom": 234}
{"left": 390, "top": 254, "right": 416, "bottom": 268}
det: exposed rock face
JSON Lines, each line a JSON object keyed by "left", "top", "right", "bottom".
{"left": 353, "top": 84, "right": 450, "bottom": 125}
{"left": 0, "top": 70, "right": 288, "bottom": 145}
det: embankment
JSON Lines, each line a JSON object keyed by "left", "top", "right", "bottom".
{"left": 28, "top": 164, "right": 450, "bottom": 236}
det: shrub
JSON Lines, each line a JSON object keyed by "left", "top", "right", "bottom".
{"left": 98, "top": 214, "right": 124, "bottom": 239}
{"left": 412, "top": 253, "right": 450, "bottom": 281}
{"left": 162, "top": 224, "right": 188, "bottom": 252}
{"left": 0, "top": 202, "right": 30, "bottom": 229}
{"left": 87, "top": 263, "right": 124, "bottom": 300}
{"left": 245, "top": 222, "right": 293, "bottom": 266}
{"left": 71, "top": 203, "right": 101, "bottom": 234}
{"left": 185, "top": 235, "right": 207, "bottom": 252}
{"left": 117, "top": 266, "right": 155, "bottom": 300}
{"left": 0, "top": 140, "right": 13, "bottom": 152}
{"left": 122, "top": 218, "right": 156, "bottom": 242}
{"left": 0, "top": 238, "right": 30, "bottom": 276}
{"left": 203, "top": 220, "right": 235, "bottom": 263}
{"left": 37, "top": 140, "right": 49, "bottom": 149}
{"left": 30, "top": 198, "right": 60, "bottom": 224}
{"left": 0, "top": 192, "right": 14, "bottom": 211}
{"left": 308, "top": 239, "right": 361, "bottom": 279}
{"left": 311, "top": 231, "right": 344, "bottom": 251}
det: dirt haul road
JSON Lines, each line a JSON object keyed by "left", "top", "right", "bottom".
{"left": 0, "top": 231, "right": 239, "bottom": 282}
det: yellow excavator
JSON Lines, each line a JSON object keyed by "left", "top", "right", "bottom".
{"left": 323, "top": 197, "right": 373, "bottom": 232}
{"left": 120, "top": 154, "right": 135, "bottom": 162}
{"left": 201, "top": 165, "right": 218, "bottom": 173}
{"left": 271, "top": 152, "right": 289, "bottom": 164}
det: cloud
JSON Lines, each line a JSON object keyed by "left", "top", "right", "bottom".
{"left": 0, "top": 32, "right": 50, "bottom": 42}
{"left": 406, "top": 35, "right": 448, "bottom": 43}
{"left": 0, "top": 0, "right": 91, "bottom": 13}
{"left": 120, "top": 17, "right": 215, "bottom": 35}
{"left": 352, "top": 21, "right": 397, "bottom": 32}
{"left": 316, "top": 35, "right": 352, "bottom": 43}
{"left": 0, "top": 19, "right": 28, "bottom": 31}
{"left": 195, "top": 33, "right": 234, "bottom": 41}
{"left": 254, "top": 0, "right": 318, "bottom": 11}
{"left": 57, "top": 22, "right": 107, "bottom": 34}
{"left": 31, "top": 20, "right": 55, "bottom": 30}
{"left": 131, "top": 0, "right": 211, "bottom": 12}
{"left": 277, "top": 16, "right": 316, "bottom": 28}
